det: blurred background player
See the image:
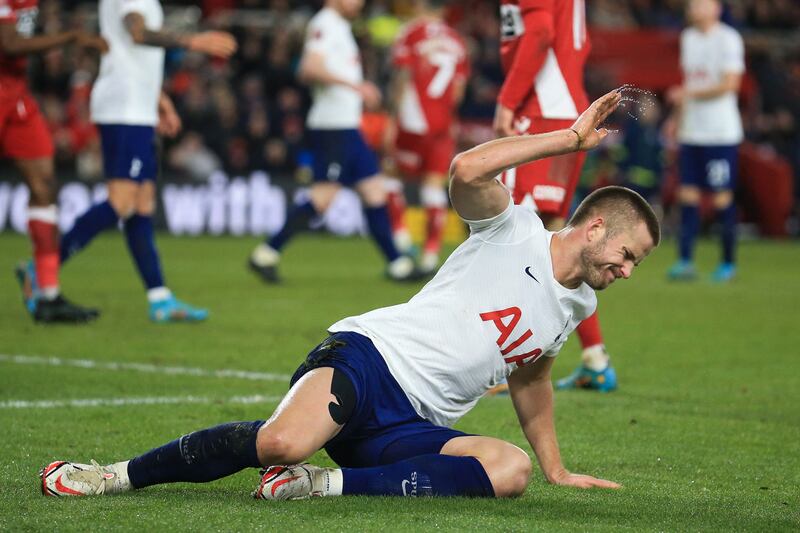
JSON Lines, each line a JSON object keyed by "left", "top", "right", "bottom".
{"left": 667, "top": 0, "right": 744, "bottom": 283}
{"left": 248, "top": 0, "right": 418, "bottom": 283}
{"left": 3, "top": 0, "right": 106, "bottom": 322}
{"left": 384, "top": 0, "right": 468, "bottom": 274}
{"left": 491, "top": 0, "right": 615, "bottom": 392}
{"left": 56, "top": 0, "right": 236, "bottom": 322}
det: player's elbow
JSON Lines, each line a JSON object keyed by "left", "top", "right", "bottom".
{"left": 449, "top": 151, "right": 481, "bottom": 187}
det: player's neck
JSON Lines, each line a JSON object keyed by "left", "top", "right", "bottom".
{"left": 550, "top": 229, "right": 584, "bottom": 290}
{"left": 694, "top": 20, "right": 719, "bottom": 33}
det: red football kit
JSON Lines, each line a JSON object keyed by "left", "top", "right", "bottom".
{"left": 498, "top": 0, "right": 589, "bottom": 217}
{"left": 498, "top": 0, "right": 605, "bottom": 353}
{"left": 391, "top": 17, "right": 468, "bottom": 177}
{"left": 0, "top": 0, "right": 54, "bottom": 160}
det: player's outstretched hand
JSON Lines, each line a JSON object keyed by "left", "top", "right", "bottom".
{"left": 551, "top": 470, "right": 622, "bottom": 489}
{"left": 186, "top": 31, "right": 238, "bottom": 58}
{"left": 76, "top": 31, "right": 109, "bottom": 54}
{"left": 569, "top": 88, "right": 623, "bottom": 151}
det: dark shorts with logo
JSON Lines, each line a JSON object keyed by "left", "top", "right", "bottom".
{"left": 290, "top": 331, "right": 470, "bottom": 468}
{"left": 307, "top": 129, "right": 380, "bottom": 187}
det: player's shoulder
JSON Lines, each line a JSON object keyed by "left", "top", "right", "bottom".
{"left": 309, "top": 6, "right": 342, "bottom": 28}
{"left": 716, "top": 23, "right": 743, "bottom": 44}
{"left": 467, "top": 201, "right": 545, "bottom": 244}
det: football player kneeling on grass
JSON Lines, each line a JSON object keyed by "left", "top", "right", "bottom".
{"left": 41, "top": 89, "right": 659, "bottom": 500}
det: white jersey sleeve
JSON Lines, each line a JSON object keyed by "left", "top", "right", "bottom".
{"left": 720, "top": 29, "right": 744, "bottom": 74}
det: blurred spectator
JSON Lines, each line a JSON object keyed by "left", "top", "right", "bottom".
{"left": 4, "top": 0, "right": 797, "bottom": 234}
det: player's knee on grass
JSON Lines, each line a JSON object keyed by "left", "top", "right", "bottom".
{"left": 255, "top": 424, "right": 319, "bottom": 466}
{"left": 482, "top": 445, "right": 532, "bottom": 498}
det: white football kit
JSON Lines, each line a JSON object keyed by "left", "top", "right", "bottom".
{"left": 303, "top": 7, "right": 363, "bottom": 130}
{"left": 91, "top": 0, "right": 164, "bottom": 126}
{"left": 330, "top": 197, "right": 597, "bottom": 427}
{"left": 678, "top": 22, "right": 745, "bottom": 146}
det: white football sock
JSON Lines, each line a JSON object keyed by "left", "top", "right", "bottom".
{"left": 110, "top": 461, "right": 133, "bottom": 493}
{"left": 251, "top": 243, "right": 280, "bottom": 267}
{"left": 581, "top": 344, "right": 610, "bottom": 372}
{"left": 147, "top": 287, "right": 172, "bottom": 303}
{"left": 321, "top": 468, "right": 343, "bottom": 496}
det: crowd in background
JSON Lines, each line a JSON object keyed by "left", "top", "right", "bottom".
{"left": 10, "top": 0, "right": 800, "bottom": 232}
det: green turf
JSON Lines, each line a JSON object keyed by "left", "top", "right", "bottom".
{"left": 0, "top": 232, "right": 798, "bottom": 531}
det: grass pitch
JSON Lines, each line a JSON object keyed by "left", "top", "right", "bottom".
{"left": 0, "top": 232, "right": 798, "bottom": 531}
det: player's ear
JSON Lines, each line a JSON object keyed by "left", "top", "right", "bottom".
{"left": 586, "top": 216, "right": 606, "bottom": 243}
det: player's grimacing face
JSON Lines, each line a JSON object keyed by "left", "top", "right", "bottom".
{"left": 580, "top": 222, "right": 654, "bottom": 291}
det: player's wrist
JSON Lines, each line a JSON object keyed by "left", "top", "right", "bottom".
{"left": 568, "top": 128, "right": 583, "bottom": 151}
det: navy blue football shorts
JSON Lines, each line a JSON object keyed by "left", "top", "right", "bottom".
{"left": 679, "top": 143, "right": 739, "bottom": 192}
{"left": 290, "top": 331, "right": 469, "bottom": 468}
{"left": 98, "top": 124, "right": 158, "bottom": 182}
{"left": 307, "top": 129, "right": 380, "bottom": 187}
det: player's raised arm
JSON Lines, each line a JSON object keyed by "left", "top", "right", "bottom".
{"left": 449, "top": 89, "right": 622, "bottom": 221}
{"left": 123, "top": 12, "right": 236, "bottom": 58}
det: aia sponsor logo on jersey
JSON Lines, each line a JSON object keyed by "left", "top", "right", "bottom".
{"left": 480, "top": 306, "right": 544, "bottom": 367}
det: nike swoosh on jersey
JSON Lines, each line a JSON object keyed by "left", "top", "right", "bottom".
{"left": 524, "top": 266, "right": 540, "bottom": 284}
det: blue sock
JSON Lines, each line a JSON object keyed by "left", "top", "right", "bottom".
{"left": 124, "top": 214, "right": 164, "bottom": 290}
{"left": 679, "top": 204, "right": 700, "bottom": 262}
{"left": 341, "top": 454, "right": 494, "bottom": 497}
{"left": 60, "top": 200, "right": 119, "bottom": 263}
{"left": 127, "top": 420, "right": 264, "bottom": 489}
{"left": 269, "top": 200, "right": 317, "bottom": 251}
{"left": 363, "top": 205, "right": 400, "bottom": 262}
{"left": 718, "top": 203, "right": 736, "bottom": 265}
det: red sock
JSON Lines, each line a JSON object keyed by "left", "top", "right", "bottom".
{"left": 423, "top": 206, "right": 446, "bottom": 254}
{"left": 28, "top": 206, "right": 60, "bottom": 294}
{"left": 386, "top": 190, "right": 407, "bottom": 234}
{"left": 576, "top": 311, "right": 604, "bottom": 349}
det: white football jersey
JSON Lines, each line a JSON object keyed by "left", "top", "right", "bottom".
{"left": 678, "top": 23, "right": 744, "bottom": 145}
{"left": 330, "top": 197, "right": 597, "bottom": 427}
{"left": 91, "top": 0, "right": 164, "bottom": 126}
{"left": 304, "top": 7, "right": 363, "bottom": 130}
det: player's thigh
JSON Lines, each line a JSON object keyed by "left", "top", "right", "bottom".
{"left": 441, "top": 435, "right": 532, "bottom": 497}
{"left": 15, "top": 157, "right": 56, "bottom": 206}
{"left": 256, "top": 367, "right": 343, "bottom": 465}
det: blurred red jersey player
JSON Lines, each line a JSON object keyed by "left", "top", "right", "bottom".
{"left": 1, "top": 0, "right": 106, "bottom": 322}
{"left": 386, "top": 0, "right": 469, "bottom": 273}
{"left": 493, "top": 0, "right": 614, "bottom": 392}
